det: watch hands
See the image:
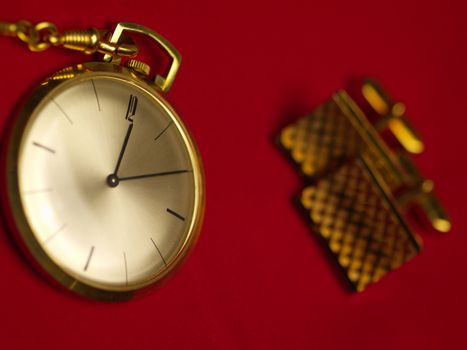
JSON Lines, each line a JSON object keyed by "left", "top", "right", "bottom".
{"left": 107, "top": 169, "right": 190, "bottom": 187}
{"left": 107, "top": 95, "right": 137, "bottom": 188}
{"left": 106, "top": 95, "right": 189, "bottom": 188}
{"left": 114, "top": 94, "right": 138, "bottom": 175}
{"left": 119, "top": 170, "right": 191, "bottom": 182}
{"left": 113, "top": 122, "right": 133, "bottom": 175}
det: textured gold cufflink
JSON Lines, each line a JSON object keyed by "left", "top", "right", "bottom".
{"left": 278, "top": 79, "right": 451, "bottom": 292}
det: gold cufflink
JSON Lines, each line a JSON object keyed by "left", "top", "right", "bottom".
{"left": 278, "top": 79, "right": 451, "bottom": 292}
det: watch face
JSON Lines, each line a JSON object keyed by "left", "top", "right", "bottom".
{"left": 6, "top": 67, "right": 204, "bottom": 297}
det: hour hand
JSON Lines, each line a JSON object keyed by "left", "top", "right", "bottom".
{"left": 113, "top": 122, "right": 133, "bottom": 175}
{"left": 106, "top": 95, "right": 137, "bottom": 188}
{"left": 113, "top": 94, "right": 138, "bottom": 175}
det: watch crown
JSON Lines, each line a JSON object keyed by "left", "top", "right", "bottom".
{"left": 126, "top": 60, "right": 151, "bottom": 77}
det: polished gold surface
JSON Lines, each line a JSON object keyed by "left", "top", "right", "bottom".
{"left": 396, "top": 154, "right": 451, "bottom": 232}
{"left": 278, "top": 79, "right": 450, "bottom": 291}
{"left": 279, "top": 97, "right": 362, "bottom": 179}
{"left": 360, "top": 81, "right": 450, "bottom": 233}
{"left": 300, "top": 158, "right": 420, "bottom": 292}
{"left": 362, "top": 79, "right": 424, "bottom": 154}
{"left": 104, "top": 22, "right": 181, "bottom": 93}
{"left": 126, "top": 59, "right": 151, "bottom": 77}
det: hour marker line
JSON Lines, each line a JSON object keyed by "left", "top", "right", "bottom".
{"left": 154, "top": 121, "right": 173, "bottom": 142}
{"left": 150, "top": 238, "right": 168, "bottom": 267}
{"left": 23, "top": 188, "right": 53, "bottom": 195}
{"left": 44, "top": 224, "right": 67, "bottom": 244}
{"left": 90, "top": 79, "right": 101, "bottom": 112}
{"left": 52, "top": 98, "right": 73, "bottom": 124}
{"left": 167, "top": 208, "right": 185, "bottom": 221}
{"left": 84, "top": 246, "right": 95, "bottom": 271}
{"left": 123, "top": 252, "right": 128, "bottom": 287}
{"left": 69, "top": 280, "right": 78, "bottom": 290}
{"left": 32, "top": 141, "right": 55, "bottom": 154}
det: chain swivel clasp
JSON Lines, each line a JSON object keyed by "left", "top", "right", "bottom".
{"left": 103, "top": 22, "right": 181, "bottom": 93}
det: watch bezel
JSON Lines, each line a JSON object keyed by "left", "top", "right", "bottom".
{"left": 2, "top": 62, "right": 205, "bottom": 301}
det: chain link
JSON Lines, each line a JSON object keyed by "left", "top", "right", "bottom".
{"left": 0, "top": 20, "right": 138, "bottom": 57}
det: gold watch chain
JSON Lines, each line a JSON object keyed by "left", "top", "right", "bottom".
{"left": 0, "top": 20, "right": 138, "bottom": 58}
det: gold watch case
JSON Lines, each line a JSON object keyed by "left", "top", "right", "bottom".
{"left": 2, "top": 62, "right": 205, "bottom": 301}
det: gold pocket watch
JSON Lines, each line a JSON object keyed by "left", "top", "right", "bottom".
{"left": 0, "top": 21, "right": 205, "bottom": 301}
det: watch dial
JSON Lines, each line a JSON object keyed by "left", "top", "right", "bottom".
{"left": 16, "top": 74, "right": 200, "bottom": 291}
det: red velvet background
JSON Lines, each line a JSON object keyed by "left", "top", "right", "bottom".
{"left": 1, "top": 1, "right": 466, "bottom": 349}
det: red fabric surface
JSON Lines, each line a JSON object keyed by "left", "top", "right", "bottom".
{"left": 1, "top": 1, "right": 466, "bottom": 349}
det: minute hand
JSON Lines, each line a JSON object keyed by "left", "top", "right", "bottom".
{"left": 119, "top": 170, "right": 191, "bottom": 182}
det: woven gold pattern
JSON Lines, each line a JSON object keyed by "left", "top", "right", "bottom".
{"left": 278, "top": 85, "right": 450, "bottom": 291}
{"left": 300, "top": 159, "right": 420, "bottom": 291}
{"left": 279, "top": 98, "right": 362, "bottom": 179}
